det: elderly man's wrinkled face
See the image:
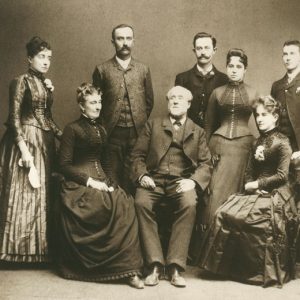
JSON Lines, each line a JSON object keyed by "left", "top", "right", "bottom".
{"left": 167, "top": 91, "right": 191, "bottom": 118}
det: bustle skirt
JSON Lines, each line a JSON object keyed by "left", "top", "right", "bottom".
{"left": 58, "top": 181, "right": 143, "bottom": 282}
{"left": 199, "top": 191, "right": 298, "bottom": 287}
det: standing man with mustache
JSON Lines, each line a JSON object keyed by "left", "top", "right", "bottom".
{"left": 175, "top": 32, "right": 227, "bottom": 128}
{"left": 93, "top": 24, "right": 154, "bottom": 192}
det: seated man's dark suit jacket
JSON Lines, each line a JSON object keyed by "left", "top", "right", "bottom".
{"left": 130, "top": 116, "right": 212, "bottom": 191}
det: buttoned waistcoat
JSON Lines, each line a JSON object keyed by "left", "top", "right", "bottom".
{"left": 130, "top": 117, "right": 212, "bottom": 191}
{"left": 93, "top": 57, "right": 154, "bottom": 136}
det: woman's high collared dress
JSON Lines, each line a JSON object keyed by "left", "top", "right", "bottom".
{"left": 0, "top": 69, "right": 61, "bottom": 262}
{"left": 203, "top": 82, "right": 258, "bottom": 226}
{"left": 199, "top": 129, "right": 298, "bottom": 286}
{"left": 58, "top": 116, "right": 143, "bottom": 282}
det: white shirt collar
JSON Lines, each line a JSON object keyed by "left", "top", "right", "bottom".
{"left": 170, "top": 115, "right": 187, "bottom": 126}
{"left": 116, "top": 56, "right": 131, "bottom": 70}
{"left": 196, "top": 64, "right": 213, "bottom": 75}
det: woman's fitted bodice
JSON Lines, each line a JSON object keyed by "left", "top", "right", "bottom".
{"left": 245, "top": 129, "right": 292, "bottom": 192}
{"left": 59, "top": 116, "right": 112, "bottom": 186}
{"left": 205, "top": 82, "right": 257, "bottom": 140}
{"left": 6, "top": 68, "right": 62, "bottom": 143}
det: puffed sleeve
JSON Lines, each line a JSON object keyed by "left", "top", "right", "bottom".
{"left": 59, "top": 125, "right": 89, "bottom": 185}
{"left": 258, "top": 140, "right": 292, "bottom": 190}
{"left": 8, "top": 76, "right": 27, "bottom": 144}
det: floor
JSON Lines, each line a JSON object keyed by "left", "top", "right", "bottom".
{"left": 1, "top": 265, "right": 300, "bottom": 300}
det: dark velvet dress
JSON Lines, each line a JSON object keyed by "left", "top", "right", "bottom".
{"left": 0, "top": 69, "right": 61, "bottom": 262}
{"left": 58, "top": 116, "right": 143, "bottom": 282}
{"left": 199, "top": 129, "right": 298, "bottom": 287}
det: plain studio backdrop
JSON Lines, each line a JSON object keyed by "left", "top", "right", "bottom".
{"left": 0, "top": 0, "right": 300, "bottom": 138}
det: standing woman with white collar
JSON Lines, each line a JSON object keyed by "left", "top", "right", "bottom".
{"left": 0, "top": 36, "right": 62, "bottom": 263}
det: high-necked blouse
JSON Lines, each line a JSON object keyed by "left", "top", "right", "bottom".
{"left": 6, "top": 68, "right": 62, "bottom": 143}
{"left": 244, "top": 128, "right": 292, "bottom": 192}
{"left": 59, "top": 115, "right": 113, "bottom": 186}
{"left": 205, "top": 82, "right": 258, "bottom": 141}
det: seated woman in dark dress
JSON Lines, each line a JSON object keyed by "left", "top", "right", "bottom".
{"left": 199, "top": 96, "right": 298, "bottom": 287}
{"left": 57, "top": 83, "right": 144, "bottom": 289}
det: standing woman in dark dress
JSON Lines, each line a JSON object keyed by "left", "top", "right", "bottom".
{"left": 200, "top": 96, "right": 298, "bottom": 287}
{"left": 58, "top": 83, "right": 144, "bottom": 289}
{"left": 0, "top": 37, "right": 62, "bottom": 263}
{"left": 203, "top": 49, "right": 258, "bottom": 226}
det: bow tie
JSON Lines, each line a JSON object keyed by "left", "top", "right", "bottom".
{"left": 81, "top": 114, "right": 98, "bottom": 125}
{"left": 173, "top": 120, "right": 182, "bottom": 127}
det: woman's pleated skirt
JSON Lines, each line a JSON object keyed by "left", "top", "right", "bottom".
{"left": 0, "top": 125, "right": 55, "bottom": 262}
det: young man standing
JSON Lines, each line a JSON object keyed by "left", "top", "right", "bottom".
{"left": 175, "top": 32, "right": 227, "bottom": 128}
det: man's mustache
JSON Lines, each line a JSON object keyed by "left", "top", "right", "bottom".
{"left": 120, "top": 46, "right": 130, "bottom": 51}
{"left": 198, "top": 54, "right": 210, "bottom": 59}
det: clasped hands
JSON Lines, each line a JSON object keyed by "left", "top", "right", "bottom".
{"left": 245, "top": 180, "right": 268, "bottom": 194}
{"left": 140, "top": 175, "right": 195, "bottom": 193}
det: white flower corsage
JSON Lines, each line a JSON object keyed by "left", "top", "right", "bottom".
{"left": 44, "top": 78, "right": 54, "bottom": 92}
{"left": 254, "top": 145, "right": 265, "bottom": 161}
{"left": 296, "top": 87, "right": 300, "bottom": 94}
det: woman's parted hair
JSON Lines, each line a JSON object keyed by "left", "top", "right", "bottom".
{"left": 26, "top": 36, "right": 51, "bottom": 58}
{"left": 77, "top": 83, "right": 102, "bottom": 104}
{"left": 226, "top": 48, "right": 248, "bottom": 68}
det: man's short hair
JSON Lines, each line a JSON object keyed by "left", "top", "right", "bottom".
{"left": 166, "top": 86, "right": 193, "bottom": 103}
{"left": 283, "top": 40, "right": 300, "bottom": 50}
{"left": 193, "top": 32, "right": 216, "bottom": 48}
{"left": 111, "top": 24, "right": 134, "bottom": 40}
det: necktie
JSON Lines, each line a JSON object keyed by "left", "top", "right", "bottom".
{"left": 174, "top": 120, "right": 182, "bottom": 127}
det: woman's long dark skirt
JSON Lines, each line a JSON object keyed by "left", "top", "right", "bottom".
{"left": 58, "top": 181, "right": 143, "bottom": 282}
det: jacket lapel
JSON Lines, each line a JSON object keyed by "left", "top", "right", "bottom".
{"left": 183, "top": 118, "right": 195, "bottom": 142}
{"left": 287, "top": 71, "right": 300, "bottom": 89}
{"left": 276, "top": 75, "right": 288, "bottom": 92}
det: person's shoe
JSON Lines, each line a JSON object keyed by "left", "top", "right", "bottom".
{"left": 127, "top": 275, "right": 144, "bottom": 289}
{"left": 170, "top": 267, "right": 186, "bottom": 287}
{"left": 144, "top": 265, "right": 161, "bottom": 286}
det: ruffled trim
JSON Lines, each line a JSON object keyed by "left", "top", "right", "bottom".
{"left": 58, "top": 266, "right": 142, "bottom": 282}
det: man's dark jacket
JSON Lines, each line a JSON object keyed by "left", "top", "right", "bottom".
{"left": 175, "top": 65, "right": 227, "bottom": 128}
{"left": 130, "top": 117, "right": 212, "bottom": 191}
{"left": 93, "top": 57, "right": 154, "bottom": 135}
{"left": 271, "top": 72, "right": 300, "bottom": 149}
